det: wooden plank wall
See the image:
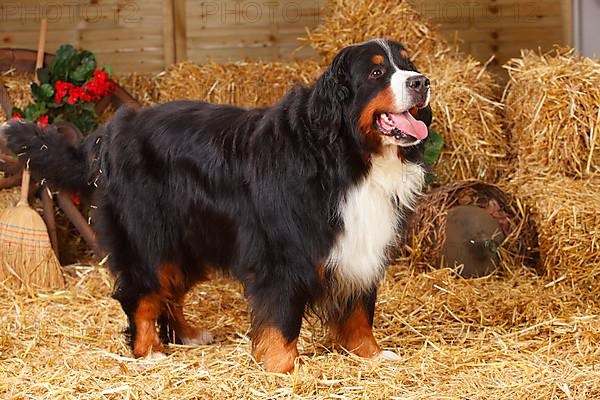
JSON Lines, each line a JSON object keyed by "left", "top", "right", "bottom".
{"left": 411, "top": 0, "right": 571, "bottom": 75}
{"left": 0, "top": 0, "right": 168, "bottom": 73}
{"left": 183, "top": 0, "right": 323, "bottom": 63}
{"left": 0, "top": 0, "right": 570, "bottom": 74}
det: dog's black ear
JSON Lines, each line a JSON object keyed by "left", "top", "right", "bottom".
{"left": 308, "top": 47, "right": 352, "bottom": 133}
{"left": 416, "top": 104, "right": 433, "bottom": 128}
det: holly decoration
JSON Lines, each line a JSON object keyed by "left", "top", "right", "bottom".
{"left": 12, "top": 44, "right": 115, "bottom": 133}
{"left": 423, "top": 124, "right": 445, "bottom": 185}
{"left": 424, "top": 127, "right": 444, "bottom": 167}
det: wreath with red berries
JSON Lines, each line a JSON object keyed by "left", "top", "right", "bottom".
{"left": 12, "top": 44, "right": 115, "bottom": 133}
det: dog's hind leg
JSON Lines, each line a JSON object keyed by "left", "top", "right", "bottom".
{"left": 165, "top": 300, "right": 213, "bottom": 346}
{"left": 112, "top": 274, "right": 165, "bottom": 359}
{"left": 131, "top": 293, "right": 166, "bottom": 359}
{"left": 156, "top": 263, "right": 213, "bottom": 346}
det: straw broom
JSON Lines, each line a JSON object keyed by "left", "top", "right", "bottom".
{"left": 0, "top": 168, "right": 64, "bottom": 289}
{"left": 0, "top": 18, "right": 64, "bottom": 289}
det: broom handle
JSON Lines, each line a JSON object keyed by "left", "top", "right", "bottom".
{"left": 34, "top": 18, "right": 48, "bottom": 85}
{"left": 17, "top": 169, "right": 31, "bottom": 207}
{"left": 33, "top": 17, "right": 61, "bottom": 259}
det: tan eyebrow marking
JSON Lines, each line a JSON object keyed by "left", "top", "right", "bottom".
{"left": 400, "top": 49, "right": 410, "bottom": 58}
{"left": 372, "top": 54, "right": 385, "bottom": 64}
{"left": 374, "top": 38, "right": 399, "bottom": 71}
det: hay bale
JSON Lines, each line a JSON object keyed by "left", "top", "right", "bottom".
{"left": 1, "top": 71, "right": 35, "bottom": 120}
{"left": 0, "top": 187, "right": 19, "bottom": 213}
{"left": 504, "top": 49, "right": 600, "bottom": 178}
{"left": 508, "top": 175, "right": 600, "bottom": 289}
{"left": 403, "top": 180, "right": 539, "bottom": 271}
{"left": 419, "top": 51, "right": 510, "bottom": 183}
{"left": 157, "top": 60, "right": 323, "bottom": 107}
{"left": 303, "top": 0, "right": 442, "bottom": 64}
{"left": 113, "top": 73, "right": 161, "bottom": 106}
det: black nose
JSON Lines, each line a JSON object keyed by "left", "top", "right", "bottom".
{"left": 406, "top": 75, "right": 430, "bottom": 91}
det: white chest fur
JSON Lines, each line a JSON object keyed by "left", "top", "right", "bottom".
{"left": 327, "top": 146, "right": 425, "bottom": 297}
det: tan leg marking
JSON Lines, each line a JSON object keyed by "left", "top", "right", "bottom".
{"left": 168, "top": 302, "right": 213, "bottom": 345}
{"left": 329, "top": 303, "right": 381, "bottom": 358}
{"left": 132, "top": 294, "right": 165, "bottom": 357}
{"left": 159, "top": 263, "right": 212, "bottom": 345}
{"left": 252, "top": 326, "right": 299, "bottom": 373}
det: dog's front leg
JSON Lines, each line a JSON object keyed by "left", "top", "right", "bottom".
{"left": 329, "top": 287, "right": 400, "bottom": 361}
{"left": 248, "top": 281, "right": 308, "bottom": 373}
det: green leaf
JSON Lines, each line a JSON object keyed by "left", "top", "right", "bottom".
{"left": 81, "top": 102, "right": 96, "bottom": 113}
{"left": 40, "top": 83, "right": 55, "bottom": 99}
{"left": 37, "top": 67, "right": 50, "bottom": 84}
{"left": 55, "top": 44, "right": 78, "bottom": 61}
{"left": 103, "top": 64, "right": 113, "bottom": 76}
{"left": 71, "top": 66, "right": 88, "bottom": 83}
{"left": 23, "top": 102, "right": 47, "bottom": 121}
{"left": 49, "top": 57, "right": 68, "bottom": 81}
{"left": 79, "top": 51, "right": 97, "bottom": 70}
{"left": 11, "top": 107, "right": 24, "bottom": 117}
{"left": 47, "top": 102, "right": 63, "bottom": 109}
{"left": 50, "top": 44, "right": 79, "bottom": 81}
{"left": 424, "top": 128, "right": 444, "bottom": 167}
{"left": 71, "top": 52, "right": 97, "bottom": 83}
{"left": 71, "top": 107, "right": 99, "bottom": 133}
{"left": 30, "top": 82, "right": 55, "bottom": 102}
{"left": 30, "top": 83, "right": 43, "bottom": 101}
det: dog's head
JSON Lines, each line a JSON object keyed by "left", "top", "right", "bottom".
{"left": 309, "top": 39, "right": 432, "bottom": 151}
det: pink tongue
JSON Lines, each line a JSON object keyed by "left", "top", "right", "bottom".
{"left": 380, "top": 112, "right": 428, "bottom": 140}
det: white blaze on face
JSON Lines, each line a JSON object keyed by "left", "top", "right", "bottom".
{"left": 390, "top": 69, "right": 423, "bottom": 111}
{"left": 373, "top": 38, "right": 428, "bottom": 111}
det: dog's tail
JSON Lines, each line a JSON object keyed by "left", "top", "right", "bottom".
{"left": 1, "top": 120, "right": 99, "bottom": 193}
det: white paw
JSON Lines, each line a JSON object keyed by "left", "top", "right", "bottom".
{"left": 145, "top": 351, "right": 167, "bottom": 361}
{"left": 181, "top": 330, "right": 213, "bottom": 346}
{"left": 372, "top": 350, "right": 401, "bottom": 362}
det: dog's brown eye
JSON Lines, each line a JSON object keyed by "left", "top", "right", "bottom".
{"left": 369, "top": 68, "right": 385, "bottom": 80}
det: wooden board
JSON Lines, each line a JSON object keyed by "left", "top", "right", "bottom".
{"left": 412, "top": 0, "right": 569, "bottom": 77}
{"left": 0, "top": 0, "right": 569, "bottom": 74}
{"left": 183, "top": 0, "right": 325, "bottom": 63}
{"left": 0, "top": 0, "right": 168, "bottom": 73}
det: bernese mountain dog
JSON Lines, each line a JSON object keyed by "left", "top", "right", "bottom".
{"left": 2, "top": 38, "right": 432, "bottom": 373}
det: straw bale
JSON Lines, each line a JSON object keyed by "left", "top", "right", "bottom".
{"left": 419, "top": 50, "right": 510, "bottom": 183}
{"left": 1, "top": 71, "right": 35, "bottom": 120}
{"left": 113, "top": 73, "right": 161, "bottom": 106}
{"left": 157, "top": 60, "right": 323, "bottom": 107}
{"left": 303, "top": 0, "right": 442, "bottom": 65}
{"left": 0, "top": 186, "right": 18, "bottom": 212}
{"left": 403, "top": 180, "right": 539, "bottom": 271}
{"left": 0, "top": 263, "right": 598, "bottom": 399}
{"left": 2, "top": 71, "right": 35, "bottom": 109}
{"left": 508, "top": 174, "right": 600, "bottom": 290}
{"left": 504, "top": 49, "right": 600, "bottom": 178}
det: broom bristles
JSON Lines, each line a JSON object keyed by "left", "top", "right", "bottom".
{"left": 0, "top": 205, "right": 65, "bottom": 290}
